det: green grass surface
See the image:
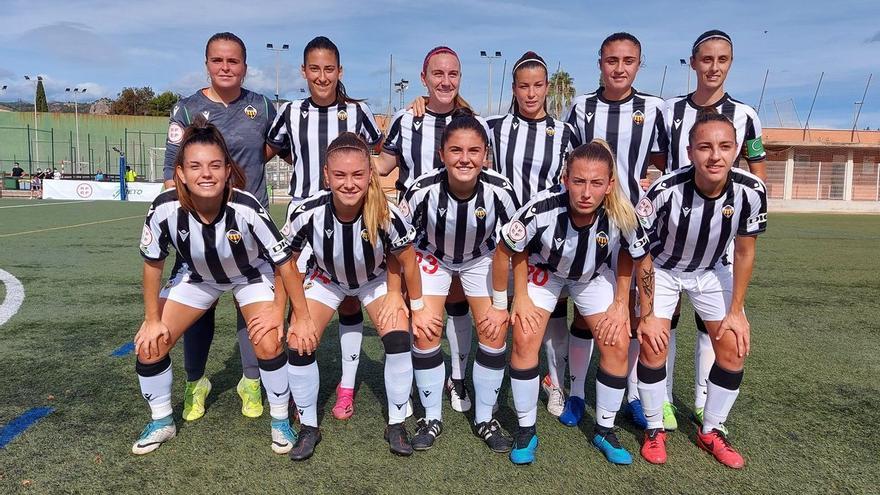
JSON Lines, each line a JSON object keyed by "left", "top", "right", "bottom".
{"left": 0, "top": 199, "right": 878, "bottom": 494}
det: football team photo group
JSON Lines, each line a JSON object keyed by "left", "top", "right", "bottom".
{"left": 131, "top": 27, "right": 768, "bottom": 471}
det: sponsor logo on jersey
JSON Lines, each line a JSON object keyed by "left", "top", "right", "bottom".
{"left": 682, "top": 206, "right": 691, "bottom": 217}
{"left": 545, "top": 126, "right": 555, "bottom": 136}
{"left": 438, "top": 207, "right": 447, "bottom": 217}
{"left": 167, "top": 122, "right": 184, "bottom": 144}
{"left": 554, "top": 237, "right": 564, "bottom": 249}
{"left": 270, "top": 239, "right": 290, "bottom": 254}
{"left": 632, "top": 110, "right": 645, "bottom": 125}
{"left": 586, "top": 111, "right": 594, "bottom": 123}
{"left": 325, "top": 228, "right": 334, "bottom": 238}
{"left": 244, "top": 105, "right": 257, "bottom": 120}
{"left": 632, "top": 235, "right": 649, "bottom": 249}
{"left": 301, "top": 110, "right": 309, "bottom": 119}
{"left": 512, "top": 119, "right": 519, "bottom": 129}
{"left": 201, "top": 111, "right": 210, "bottom": 120}
{"left": 674, "top": 118, "right": 683, "bottom": 129}
{"left": 636, "top": 197, "right": 654, "bottom": 218}
{"left": 474, "top": 207, "right": 487, "bottom": 219}
{"left": 337, "top": 109, "right": 348, "bottom": 121}
{"left": 413, "top": 119, "right": 422, "bottom": 130}
{"left": 507, "top": 220, "right": 527, "bottom": 242}
{"left": 178, "top": 229, "right": 189, "bottom": 242}
{"left": 172, "top": 105, "right": 179, "bottom": 116}
{"left": 596, "top": 231, "right": 609, "bottom": 248}
{"left": 721, "top": 205, "right": 735, "bottom": 218}
{"left": 226, "top": 229, "right": 243, "bottom": 244}
{"left": 747, "top": 212, "right": 767, "bottom": 227}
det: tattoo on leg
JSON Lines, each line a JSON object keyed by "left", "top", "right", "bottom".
{"left": 640, "top": 267, "right": 655, "bottom": 315}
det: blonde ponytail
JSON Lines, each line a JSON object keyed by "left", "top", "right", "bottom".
{"left": 363, "top": 167, "right": 390, "bottom": 246}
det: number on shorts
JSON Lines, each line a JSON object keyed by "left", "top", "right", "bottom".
{"left": 415, "top": 252, "right": 440, "bottom": 275}
{"left": 528, "top": 264, "right": 549, "bottom": 287}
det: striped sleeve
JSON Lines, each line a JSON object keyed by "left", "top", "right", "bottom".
{"left": 357, "top": 102, "right": 383, "bottom": 146}
{"left": 652, "top": 99, "right": 669, "bottom": 154}
{"left": 285, "top": 200, "right": 313, "bottom": 253}
{"left": 738, "top": 180, "right": 768, "bottom": 236}
{"left": 266, "top": 101, "right": 292, "bottom": 151}
{"left": 500, "top": 201, "right": 539, "bottom": 253}
{"left": 162, "top": 101, "right": 191, "bottom": 181}
{"left": 140, "top": 202, "right": 171, "bottom": 261}
{"left": 493, "top": 180, "right": 521, "bottom": 241}
{"left": 620, "top": 221, "right": 651, "bottom": 260}
{"left": 384, "top": 202, "right": 416, "bottom": 252}
{"left": 242, "top": 206, "right": 292, "bottom": 265}
{"left": 382, "top": 110, "right": 406, "bottom": 154}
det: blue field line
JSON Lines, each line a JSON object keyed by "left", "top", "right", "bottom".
{"left": 0, "top": 407, "right": 54, "bottom": 448}
{"left": 111, "top": 341, "right": 135, "bottom": 357}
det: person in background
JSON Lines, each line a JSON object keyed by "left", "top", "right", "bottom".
{"left": 95, "top": 170, "right": 105, "bottom": 181}
{"left": 12, "top": 162, "right": 25, "bottom": 177}
{"left": 125, "top": 166, "right": 136, "bottom": 183}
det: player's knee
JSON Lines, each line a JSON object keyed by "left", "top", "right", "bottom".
{"left": 253, "top": 335, "right": 282, "bottom": 360}
{"left": 598, "top": 338, "right": 628, "bottom": 362}
{"left": 639, "top": 346, "right": 668, "bottom": 368}
{"left": 136, "top": 350, "right": 170, "bottom": 368}
{"left": 713, "top": 338, "right": 745, "bottom": 369}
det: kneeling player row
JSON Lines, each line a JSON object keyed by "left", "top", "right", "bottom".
{"left": 133, "top": 110, "right": 765, "bottom": 469}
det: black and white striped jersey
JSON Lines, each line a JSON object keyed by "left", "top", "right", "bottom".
{"left": 637, "top": 166, "right": 767, "bottom": 272}
{"left": 401, "top": 168, "right": 520, "bottom": 268}
{"left": 283, "top": 191, "right": 416, "bottom": 289}
{"left": 267, "top": 98, "right": 383, "bottom": 199}
{"left": 664, "top": 92, "right": 765, "bottom": 172}
{"left": 383, "top": 109, "right": 491, "bottom": 194}
{"left": 486, "top": 113, "right": 580, "bottom": 205}
{"left": 565, "top": 88, "right": 668, "bottom": 205}
{"left": 140, "top": 188, "right": 292, "bottom": 284}
{"left": 500, "top": 185, "right": 650, "bottom": 282}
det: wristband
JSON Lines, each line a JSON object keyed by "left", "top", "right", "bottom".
{"left": 410, "top": 297, "right": 425, "bottom": 311}
{"left": 492, "top": 290, "right": 508, "bottom": 310}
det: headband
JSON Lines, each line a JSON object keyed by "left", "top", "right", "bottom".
{"left": 422, "top": 46, "right": 459, "bottom": 74}
{"left": 513, "top": 57, "right": 547, "bottom": 73}
{"left": 692, "top": 30, "right": 733, "bottom": 55}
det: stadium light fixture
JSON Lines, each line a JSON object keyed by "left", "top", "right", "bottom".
{"left": 267, "top": 42, "right": 290, "bottom": 104}
{"left": 66, "top": 87, "right": 86, "bottom": 169}
{"left": 480, "top": 50, "right": 502, "bottom": 114}
{"left": 393, "top": 79, "right": 409, "bottom": 110}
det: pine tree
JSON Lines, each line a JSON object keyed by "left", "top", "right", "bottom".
{"left": 35, "top": 79, "right": 48, "bottom": 112}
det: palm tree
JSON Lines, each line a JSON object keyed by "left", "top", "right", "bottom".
{"left": 548, "top": 70, "right": 576, "bottom": 119}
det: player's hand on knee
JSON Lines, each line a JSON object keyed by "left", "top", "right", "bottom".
{"left": 288, "top": 315, "right": 318, "bottom": 355}
{"left": 636, "top": 314, "right": 668, "bottom": 355}
{"left": 511, "top": 297, "right": 541, "bottom": 335}
{"left": 718, "top": 310, "right": 750, "bottom": 357}
{"left": 478, "top": 306, "right": 509, "bottom": 341}
{"left": 597, "top": 300, "right": 629, "bottom": 346}
{"left": 247, "top": 306, "right": 283, "bottom": 345}
{"left": 378, "top": 291, "right": 409, "bottom": 332}
{"left": 412, "top": 307, "right": 443, "bottom": 340}
{"left": 135, "top": 320, "right": 170, "bottom": 360}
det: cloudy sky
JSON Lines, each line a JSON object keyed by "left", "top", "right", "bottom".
{"left": 2, "top": 0, "right": 879, "bottom": 129}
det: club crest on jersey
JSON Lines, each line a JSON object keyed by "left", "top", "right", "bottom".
{"left": 632, "top": 110, "right": 645, "bottom": 126}
{"left": 596, "top": 231, "right": 609, "bottom": 248}
{"left": 337, "top": 109, "right": 348, "bottom": 121}
{"left": 474, "top": 207, "right": 487, "bottom": 219}
{"left": 226, "top": 229, "right": 242, "bottom": 244}
{"left": 281, "top": 223, "right": 290, "bottom": 236}
{"left": 361, "top": 228, "right": 370, "bottom": 241}
{"left": 244, "top": 105, "right": 257, "bottom": 119}
{"left": 545, "top": 126, "right": 555, "bottom": 137}
{"left": 721, "top": 205, "right": 735, "bottom": 218}
{"left": 398, "top": 199, "right": 410, "bottom": 218}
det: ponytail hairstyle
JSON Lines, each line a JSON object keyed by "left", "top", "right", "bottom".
{"left": 565, "top": 139, "right": 637, "bottom": 233}
{"left": 508, "top": 51, "right": 549, "bottom": 114}
{"left": 205, "top": 32, "right": 247, "bottom": 63}
{"left": 325, "top": 132, "right": 388, "bottom": 246}
{"left": 439, "top": 108, "right": 489, "bottom": 149}
{"left": 688, "top": 107, "right": 736, "bottom": 146}
{"left": 303, "top": 36, "right": 363, "bottom": 105}
{"left": 422, "top": 46, "right": 473, "bottom": 111}
{"left": 173, "top": 115, "right": 246, "bottom": 213}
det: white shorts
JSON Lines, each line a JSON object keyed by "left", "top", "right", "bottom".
{"left": 303, "top": 268, "right": 387, "bottom": 310}
{"left": 654, "top": 266, "right": 733, "bottom": 321}
{"left": 160, "top": 268, "right": 276, "bottom": 310}
{"left": 417, "top": 250, "right": 492, "bottom": 298}
{"left": 526, "top": 264, "right": 614, "bottom": 317}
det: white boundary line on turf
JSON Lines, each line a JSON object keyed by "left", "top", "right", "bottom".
{"left": 0, "top": 200, "right": 95, "bottom": 209}
{"left": 0, "top": 215, "right": 143, "bottom": 238}
{"left": 0, "top": 269, "right": 25, "bottom": 327}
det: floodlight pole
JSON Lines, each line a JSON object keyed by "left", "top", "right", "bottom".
{"left": 66, "top": 87, "right": 86, "bottom": 169}
{"left": 481, "top": 50, "right": 502, "bottom": 114}
{"left": 25, "top": 75, "right": 42, "bottom": 166}
{"left": 266, "top": 43, "right": 290, "bottom": 104}
{"left": 851, "top": 73, "right": 872, "bottom": 141}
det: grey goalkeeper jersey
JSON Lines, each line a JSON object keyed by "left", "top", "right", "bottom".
{"left": 163, "top": 88, "right": 276, "bottom": 207}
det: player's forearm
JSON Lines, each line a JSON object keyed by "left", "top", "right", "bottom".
{"left": 492, "top": 245, "right": 512, "bottom": 293}
{"left": 279, "top": 258, "right": 309, "bottom": 318}
{"left": 372, "top": 152, "right": 398, "bottom": 177}
{"left": 615, "top": 251, "right": 634, "bottom": 306}
{"left": 385, "top": 252, "right": 403, "bottom": 293}
{"left": 395, "top": 246, "right": 423, "bottom": 300}
{"left": 747, "top": 160, "right": 767, "bottom": 183}
{"left": 730, "top": 239, "right": 756, "bottom": 313}
{"left": 142, "top": 260, "right": 164, "bottom": 322}
{"left": 511, "top": 251, "right": 529, "bottom": 299}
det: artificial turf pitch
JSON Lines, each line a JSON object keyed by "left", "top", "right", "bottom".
{"left": 0, "top": 198, "right": 878, "bottom": 494}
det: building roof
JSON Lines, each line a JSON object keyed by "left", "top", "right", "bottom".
{"left": 764, "top": 127, "right": 880, "bottom": 148}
